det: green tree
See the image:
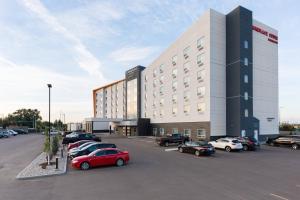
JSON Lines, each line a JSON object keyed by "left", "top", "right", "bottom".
{"left": 7, "top": 108, "right": 42, "bottom": 128}
{"left": 51, "top": 136, "right": 59, "bottom": 155}
{"left": 279, "top": 123, "right": 295, "bottom": 131}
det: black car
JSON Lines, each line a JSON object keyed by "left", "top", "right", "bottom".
{"left": 156, "top": 133, "right": 189, "bottom": 147}
{"left": 62, "top": 133, "right": 101, "bottom": 144}
{"left": 266, "top": 135, "right": 300, "bottom": 150}
{"left": 235, "top": 136, "right": 260, "bottom": 151}
{"left": 69, "top": 143, "right": 117, "bottom": 159}
{"left": 13, "top": 129, "right": 28, "bottom": 134}
{"left": 178, "top": 141, "right": 215, "bottom": 156}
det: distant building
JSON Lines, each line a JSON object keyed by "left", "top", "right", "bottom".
{"left": 88, "top": 6, "right": 279, "bottom": 141}
{"left": 67, "top": 123, "right": 82, "bottom": 131}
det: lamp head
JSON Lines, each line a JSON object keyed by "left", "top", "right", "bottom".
{"left": 47, "top": 84, "right": 52, "bottom": 88}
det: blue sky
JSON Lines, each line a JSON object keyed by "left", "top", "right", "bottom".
{"left": 0, "top": 0, "right": 299, "bottom": 123}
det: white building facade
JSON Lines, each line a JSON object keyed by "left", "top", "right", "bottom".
{"left": 90, "top": 6, "right": 278, "bottom": 141}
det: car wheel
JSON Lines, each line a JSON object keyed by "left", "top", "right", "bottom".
{"left": 225, "top": 146, "right": 231, "bottom": 152}
{"left": 179, "top": 147, "right": 184, "bottom": 153}
{"left": 80, "top": 162, "right": 90, "bottom": 170}
{"left": 165, "top": 142, "right": 169, "bottom": 147}
{"left": 116, "top": 158, "right": 125, "bottom": 167}
{"left": 243, "top": 145, "right": 249, "bottom": 151}
{"left": 195, "top": 150, "right": 200, "bottom": 156}
{"left": 292, "top": 144, "right": 298, "bottom": 150}
{"left": 270, "top": 142, "right": 275, "bottom": 146}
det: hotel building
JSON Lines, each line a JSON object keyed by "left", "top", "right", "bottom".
{"left": 86, "top": 6, "right": 279, "bottom": 141}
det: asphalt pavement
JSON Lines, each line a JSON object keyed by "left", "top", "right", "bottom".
{"left": 0, "top": 134, "right": 300, "bottom": 200}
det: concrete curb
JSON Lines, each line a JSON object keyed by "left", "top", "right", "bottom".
{"left": 16, "top": 151, "right": 68, "bottom": 180}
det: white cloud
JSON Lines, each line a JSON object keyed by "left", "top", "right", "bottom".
{"left": 0, "top": 56, "right": 104, "bottom": 122}
{"left": 20, "top": 0, "right": 106, "bottom": 81}
{"left": 109, "top": 46, "right": 158, "bottom": 63}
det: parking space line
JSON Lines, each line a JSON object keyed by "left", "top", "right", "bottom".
{"left": 296, "top": 185, "right": 300, "bottom": 188}
{"left": 269, "top": 193, "right": 289, "bottom": 200}
{"left": 164, "top": 148, "right": 178, "bottom": 152}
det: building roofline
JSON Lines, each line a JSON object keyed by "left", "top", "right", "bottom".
{"left": 93, "top": 79, "right": 125, "bottom": 92}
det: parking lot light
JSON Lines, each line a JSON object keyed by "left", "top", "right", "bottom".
{"left": 47, "top": 84, "right": 52, "bottom": 165}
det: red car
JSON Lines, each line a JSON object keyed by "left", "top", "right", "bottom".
{"left": 71, "top": 148, "right": 130, "bottom": 170}
{"left": 67, "top": 140, "right": 91, "bottom": 151}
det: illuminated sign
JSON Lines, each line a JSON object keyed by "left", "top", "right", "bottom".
{"left": 252, "top": 25, "right": 278, "bottom": 44}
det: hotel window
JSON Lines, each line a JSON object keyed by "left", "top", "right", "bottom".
{"left": 183, "top": 61, "right": 190, "bottom": 73}
{"left": 145, "top": 75, "right": 148, "bottom": 82}
{"left": 153, "top": 79, "right": 157, "bottom": 88}
{"left": 197, "top": 103, "right": 205, "bottom": 113}
{"left": 183, "top": 104, "right": 190, "bottom": 114}
{"left": 183, "top": 46, "right": 190, "bottom": 59}
{"left": 172, "top": 128, "right": 178, "bottom": 134}
{"left": 172, "top": 68, "right": 178, "bottom": 78}
{"left": 172, "top": 55, "right": 178, "bottom": 65}
{"left": 184, "top": 91, "right": 190, "bottom": 102}
{"left": 245, "top": 109, "right": 249, "bottom": 117}
{"left": 183, "top": 76, "right": 190, "bottom": 88}
{"left": 197, "top": 37, "right": 204, "bottom": 49}
{"left": 153, "top": 110, "right": 157, "bottom": 118}
{"left": 153, "top": 69, "right": 157, "bottom": 77}
{"left": 244, "top": 75, "right": 248, "bottom": 83}
{"left": 159, "top": 64, "right": 164, "bottom": 73}
{"left": 172, "top": 81, "right": 177, "bottom": 91}
{"left": 244, "top": 58, "right": 248, "bottom": 66}
{"left": 144, "top": 84, "right": 147, "bottom": 91}
{"left": 160, "top": 109, "right": 164, "bottom": 117}
{"left": 160, "top": 98, "right": 164, "bottom": 106}
{"left": 160, "top": 76, "right": 164, "bottom": 84}
{"left": 197, "top": 70, "right": 205, "bottom": 82}
{"left": 160, "top": 86, "right": 164, "bottom": 95}
{"left": 197, "top": 53, "right": 204, "bottom": 66}
{"left": 172, "top": 106, "right": 178, "bottom": 115}
{"left": 172, "top": 94, "right": 177, "bottom": 103}
{"left": 153, "top": 128, "right": 157, "bottom": 136}
{"left": 197, "top": 86, "right": 205, "bottom": 97}
{"left": 160, "top": 128, "right": 165, "bottom": 136}
{"left": 153, "top": 100, "right": 157, "bottom": 108}
{"left": 184, "top": 129, "right": 191, "bottom": 137}
{"left": 153, "top": 90, "right": 157, "bottom": 98}
{"left": 197, "top": 129, "right": 206, "bottom": 139}
{"left": 244, "top": 92, "right": 248, "bottom": 100}
{"left": 244, "top": 40, "right": 248, "bottom": 49}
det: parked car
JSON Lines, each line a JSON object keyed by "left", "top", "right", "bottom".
{"left": 0, "top": 130, "right": 10, "bottom": 138}
{"left": 69, "top": 143, "right": 117, "bottom": 159}
{"left": 68, "top": 141, "right": 97, "bottom": 154}
{"left": 67, "top": 140, "right": 93, "bottom": 151}
{"left": 178, "top": 141, "right": 215, "bottom": 156}
{"left": 235, "top": 136, "right": 260, "bottom": 151}
{"left": 71, "top": 148, "right": 129, "bottom": 170}
{"left": 156, "top": 133, "right": 189, "bottom": 147}
{"left": 266, "top": 135, "right": 300, "bottom": 150}
{"left": 0, "top": 131, "right": 4, "bottom": 138}
{"left": 7, "top": 130, "right": 18, "bottom": 136}
{"left": 62, "top": 133, "right": 101, "bottom": 144}
{"left": 13, "top": 129, "right": 28, "bottom": 134}
{"left": 209, "top": 138, "right": 243, "bottom": 152}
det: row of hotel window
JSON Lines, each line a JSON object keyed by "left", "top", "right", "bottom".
{"left": 153, "top": 127, "right": 206, "bottom": 138}
{"left": 145, "top": 102, "right": 205, "bottom": 118}
{"left": 149, "top": 36, "right": 205, "bottom": 78}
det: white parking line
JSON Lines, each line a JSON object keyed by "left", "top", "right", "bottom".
{"left": 269, "top": 193, "right": 289, "bottom": 200}
{"left": 296, "top": 185, "right": 300, "bottom": 188}
{"left": 164, "top": 148, "right": 178, "bottom": 152}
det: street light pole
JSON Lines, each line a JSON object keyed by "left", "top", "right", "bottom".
{"left": 47, "top": 84, "right": 52, "bottom": 165}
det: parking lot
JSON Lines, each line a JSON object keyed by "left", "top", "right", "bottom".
{"left": 1, "top": 134, "right": 300, "bottom": 200}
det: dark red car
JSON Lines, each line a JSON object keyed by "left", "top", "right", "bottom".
{"left": 67, "top": 140, "right": 91, "bottom": 151}
{"left": 71, "top": 148, "right": 130, "bottom": 170}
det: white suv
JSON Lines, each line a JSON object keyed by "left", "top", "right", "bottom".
{"left": 209, "top": 138, "right": 243, "bottom": 152}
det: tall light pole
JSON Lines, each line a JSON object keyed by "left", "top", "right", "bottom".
{"left": 47, "top": 84, "right": 52, "bottom": 165}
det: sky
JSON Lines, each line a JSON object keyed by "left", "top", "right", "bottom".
{"left": 0, "top": 0, "right": 299, "bottom": 123}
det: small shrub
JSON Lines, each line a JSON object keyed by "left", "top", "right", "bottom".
{"left": 51, "top": 135, "right": 59, "bottom": 156}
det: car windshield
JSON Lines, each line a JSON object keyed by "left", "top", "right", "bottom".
{"left": 78, "top": 142, "right": 94, "bottom": 149}
{"left": 186, "top": 141, "right": 208, "bottom": 146}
